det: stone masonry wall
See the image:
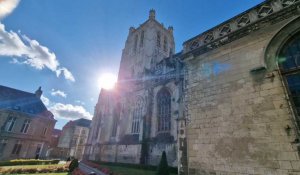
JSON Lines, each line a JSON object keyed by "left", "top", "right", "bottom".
{"left": 184, "top": 18, "right": 300, "bottom": 175}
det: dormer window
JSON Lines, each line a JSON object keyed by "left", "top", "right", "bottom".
{"left": 13, "top": 106, "right": 20, "bottom": 110}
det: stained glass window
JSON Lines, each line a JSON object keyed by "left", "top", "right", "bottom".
{"left": 131, "top": 99, "right": 143, "bottom": 134}
{"left": 112, "top": 104, "right": 121, "bottom": 137}
{"left": 157, "top": 89, "right": 171, "bottom": 132}
{"left": 157, "top": 32, "right": 161, "bottom": 48}
{"left": 279, "top": 32, "right": 300, "bottom": 122}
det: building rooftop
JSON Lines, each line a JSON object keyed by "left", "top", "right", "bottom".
{"left": 63, "top": 118, "right": 92, "bottom": 129}
{"left": 0, "top": 85, "right": 54, "bottom": 119}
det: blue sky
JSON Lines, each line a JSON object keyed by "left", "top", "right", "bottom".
{"left": 0, "top": 0, "right": 264, "bottom": 129}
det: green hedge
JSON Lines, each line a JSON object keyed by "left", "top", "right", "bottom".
{"left": 0, "top": 159, "right": 60, "bottom": 166}
{"left": 92, "top": 161, "right": 178, "bottom": 174}
{"left": 0, "top": 165, "right": 68, "bottom": 174}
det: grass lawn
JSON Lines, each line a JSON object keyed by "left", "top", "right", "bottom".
{"left": 100, "top": 165, "right": 177, "bottom": 175}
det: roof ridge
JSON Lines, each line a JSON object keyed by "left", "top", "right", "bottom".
{"left": 0, "top": 85, "right": 35, "bottom": 96}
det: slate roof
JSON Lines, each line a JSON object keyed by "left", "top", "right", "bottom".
{"left": 0, "top": 85, "right": 54, "bottom": 119}
{"left": 64, "top": 118, "right": 91, "bottom": 129}
{"left": 74, "top": 118, "right": 91, "bottom": 128}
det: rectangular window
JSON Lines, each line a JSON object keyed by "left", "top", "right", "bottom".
{"left": 20, "top": 119, "right": 31, "bottom": 133}
{"left": 71, "top": 138, "right": 77, "bottom": 145}
{"left": 5, "top": 116, "right": 17, "bottom": 132}
{"left": 0, "top": 139, "right": 8, "bottom": 154}
{"left": 11, "top": 141, "right": 22, "bottom": 155}
{"left": 43, "top": 127, "right": 48, "bottom": 136}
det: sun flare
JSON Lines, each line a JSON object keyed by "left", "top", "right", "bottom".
{"left": 98, "top": 73, "right": 117, "bottom": 90}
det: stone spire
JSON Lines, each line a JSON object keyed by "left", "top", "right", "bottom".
{"left": 35, "top": 86, "right": 42, "bottom": 98}
{"left": 149, "top": 9, "right": 156, "bottom": 20}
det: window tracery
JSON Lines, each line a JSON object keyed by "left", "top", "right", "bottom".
{"left": 157, "top": 89, "right": 171, "bottom": 132}
{"left": 279, "top": 32, "right": 300, "bottom": 125}
{"left": 131, "top": 98, "right": 143, "bottom": 134}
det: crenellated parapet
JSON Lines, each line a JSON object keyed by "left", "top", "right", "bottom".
{"left": 183, "top": 0, "right": 300, "bottom": 56}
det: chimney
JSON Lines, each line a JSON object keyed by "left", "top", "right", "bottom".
{"left": 168, "top": 26, "right": 173, "bottom": 33}
{"left": 129, "top": 26, "right": 135, "bottom": 33}
{"left": 35, "top": 86, "right": 42, "bottom": 98}
{"left": 149, "top": 9, "right": 155, "bottom": 20}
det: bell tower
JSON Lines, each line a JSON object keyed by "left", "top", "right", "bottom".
{"left": 118, "top": 10, "right": 175, "bottom": 89}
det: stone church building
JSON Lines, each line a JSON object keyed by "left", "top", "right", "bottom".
{"left": 86, "top": 9, "right": 183, "bottom": 167}
{"left": 86, "top": 0, "right": 300, "bottom": 174}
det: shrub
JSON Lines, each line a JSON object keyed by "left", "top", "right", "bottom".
{"left": 69, "top": 159, "right": 79, "bottom": 172}
{"left": 156, "top": 151, "right": 169, "bottom": 175}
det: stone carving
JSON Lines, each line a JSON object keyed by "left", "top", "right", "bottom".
{"left": 257, "top": 4, "right": 273, "bottom": 18}
{"left": 204, "top": 32, "right": 214, "bottom": 44}
{"left": 219, "top": 24, "right": 231, "bottom": 37}
{"left": 237, "top": 14, "right": 250, "bottom": 27}
{"left": 183, "top": 0, "right": 300, "bottom": 54}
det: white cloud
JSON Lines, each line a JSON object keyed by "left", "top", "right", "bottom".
{"left": 0, "top": 0, "right": 20, "bottom": 19}
{"left": 41, "top": 95, "right": 50, "bottom": 106}
{"left": 50, "top": 103, "right": 93, "bottom": 120}
{"left": 51, "top": 89, "right": 67, "bottom": 98}
{"left": 56, "top": 67, "right": 75, "bottom": 82}
{"left": 41, "top": 95, "right": 92, "bottom": 120}
{"left": 0, "top": 23, "right": 75, "bottom": 82}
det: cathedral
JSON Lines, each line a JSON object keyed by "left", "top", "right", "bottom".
{"left": 86, "top": 9, "right": 184, "bottom": 167}
{"left": 86, "top": 0, "right": 300, "bottom": 174}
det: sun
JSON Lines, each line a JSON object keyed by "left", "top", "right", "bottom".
{"left": 98, "top": 73, "right": 117, "bottom": 90}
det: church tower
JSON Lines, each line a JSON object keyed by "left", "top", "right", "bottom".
{"left": 86, "top": 10, "right": 181, "bottom": 168}
{"left": 118, "top": 10, "right": 175, "bottom": 87}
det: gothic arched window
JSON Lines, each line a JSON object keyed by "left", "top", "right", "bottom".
{"left": 134, "top": 35, "right": 138, "bottom": 52}
{"left": 163, "top": 36, "right": 168, "bottom": 52}
{"left": 157, "top": 89, "right": 171, "bottom": 132}
{"left": 157, "top": 32, "right": 161, "bottom": 48}
{"left": 140, "top": 31, "right": 144, "bottom": 47}
{"left": 111, "top": 103, "right": 121, "bottom": 137}
{"left": 131, "top": 98, "right": 143, "bottom": 134}
{"left": 278, "top": 32, "right": 300, "bottom": 124}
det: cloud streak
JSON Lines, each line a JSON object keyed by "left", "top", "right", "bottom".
{"left": 0, "top": 0, "right": 20, "bottom": 19}
{"left": 0, "top": 23, "right": 75, "bottom": 82}
{"left": 51, "top": 89, "right": 67, "bottom": 98}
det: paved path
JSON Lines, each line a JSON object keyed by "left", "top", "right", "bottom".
{"left": 79, "top": 162, "right": 107, "bottom": 175}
